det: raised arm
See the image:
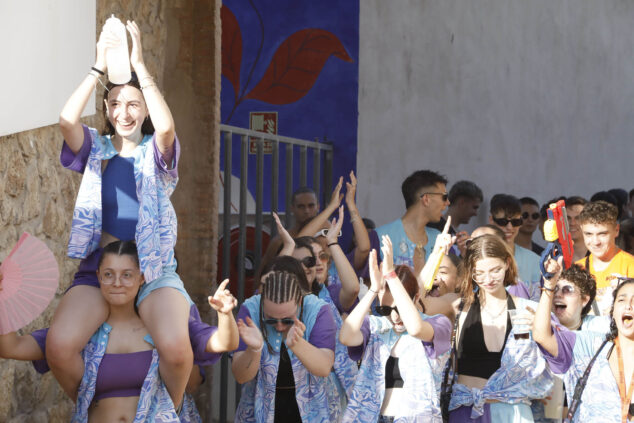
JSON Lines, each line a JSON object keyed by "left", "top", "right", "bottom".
{"left": 417, "top": 217, "right": 456, "bottom": 293}
{"left": 382, "top": 236, "right": 435, "bottom": 341}
{"left": 532, "top": 257, "right": 562, "bottom": 356}
{"left": 59, "top": 29, "right": 117, "bottom": 152}
{"left": 272, "top": 212, "right": 296, "bottom": 257}
{"left": 339, "top": 249, "right": 383, "bottom": 346}
{"left": 126, "top": 21, "right": 175, "bottom": 157}
{"left": 297, "top": 177, "right": 343, "bottom": 238}
{"left": 286, "top": 314, "right": 335, "bottom": 377}
{"left": 231, "top": 316, "right": 264, "bottom": 384}
{"left": 206, "top": 279, "right": 239, "bottom": 353}
{"left": 327, "top": 206, "right": 360, "bottom": 311}
{"left": 345, "top": 171, "right": 371, "bottom": 270}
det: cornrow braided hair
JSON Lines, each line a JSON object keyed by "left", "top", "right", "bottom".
{"left": 259, "top": 271, "right": 304, "bottom": 353}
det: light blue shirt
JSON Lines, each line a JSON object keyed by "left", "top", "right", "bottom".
{"left": 376, "top": 218, "right": 440, "bottom": 266}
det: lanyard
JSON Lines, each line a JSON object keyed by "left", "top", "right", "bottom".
{"left": 615, "top": 337, "right": 634, "bottom": 423}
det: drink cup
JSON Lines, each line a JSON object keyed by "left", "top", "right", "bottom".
{"left": 508, "top": 309, "right": 532, "bottom": 339}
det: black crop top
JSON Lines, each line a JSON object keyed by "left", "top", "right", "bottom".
{"left": 385, "top": 355, "right": 404, "bottom": 388}
{"left": 456, "top": 295, "right": 515, "bottom": 380}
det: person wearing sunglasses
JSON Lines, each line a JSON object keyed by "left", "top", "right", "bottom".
{"left": 533, "top": 259, "right": 634, "bottom": 422}
{"left": 489, "top": 194, "right": 542, "bottom": 301}
{"left": 339, "top": 235, "right": 451, "bottom": 423}
{"left": 0, "top": 241, "right": 238, "bottom": 421}
{"left": 444, "top": 234, "right": 552, "bottom": 422}
{"left": 516, "top": 197, "right": 545, "bottom": 255}
{"left": 232, "top": 270, "right": 336, "bottom": 423}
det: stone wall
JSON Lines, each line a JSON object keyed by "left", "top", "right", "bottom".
{"left": 0, "top": 1, "right": 221, "bottom": 421}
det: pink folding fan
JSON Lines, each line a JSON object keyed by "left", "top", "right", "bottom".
{"left": 0, "top": 233, "right": 59, "bottom": 335}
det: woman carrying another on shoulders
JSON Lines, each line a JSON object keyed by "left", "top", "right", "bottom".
{"left": 49, "top": 20, "right": 194, "bottom": 408}
{"left": 231, "top": 267, "right": 336, "bottom": 423}
{"left": 445, "top": 234, "right": 552, "bottom": 422}
{"left": 533, "top": 259, "right": 634, "bottom": 422}
{"left": 0, "top": 240, "right": 239, "bottom": 421}
{"left": 339, "top": 235, "right": 452, "bottom": 423}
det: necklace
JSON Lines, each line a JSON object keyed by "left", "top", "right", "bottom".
{"left": 615, "top": 337, "right": 634, "bottom": 423}
{"left": 480, "top": 299, "right": 508, "bottom": 319}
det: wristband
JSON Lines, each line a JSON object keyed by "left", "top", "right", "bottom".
{"left": 384, "top": 270, "right": 397, "bottom": 280}
{"left": 327, "top": 242, "right": 338, "bottom": 247}
{"left": 91, "top": 66, "right": 105, "bottom": 76}
{"left": 540, "top": 286, "right": 555, "bottom": 293}
{"left": 88, "top": 70, "right": 101, "bottom": 79}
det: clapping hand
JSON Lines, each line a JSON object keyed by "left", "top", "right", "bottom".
{"left": 368, "top": 249, "right": 385, "bottom": 293}
{"left": 286, "top": 317, "right": 306, "bottom": 348}
{"left": 380, "top": 235, "right": 395, "bottom": 275}
{"left": 237, "top": 316, "right": 264, "bottom": 352}
{"left": 326, "top": 206, "right": 344, "bottom": 245}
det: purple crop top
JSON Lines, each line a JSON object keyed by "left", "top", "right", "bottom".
{"left": 101, "top": 155, "right": 139, "bottom": 241}
{"left": 94, "top": 350, "right": 152, "bottom": 401}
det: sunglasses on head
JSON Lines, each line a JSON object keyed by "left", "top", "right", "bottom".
{"left": 492, "top": 216, "right": 523, "bottom": 227}
{"left": 314, "top": 228, "right": 342, "bottom": 238}
{"left": 421, "top": 192, "right": 449, "bottom": 202}
{"left": 300, "top": 256, "right": 316, "bottom": 268}
{"left": 522, "top": 212, "right": 540, "bottom": 220}
{"left": 554, "top": 285, "right": 576, "bottom": 296}
{"left": 376, "top": 305, "right": 399, "bottom": 316}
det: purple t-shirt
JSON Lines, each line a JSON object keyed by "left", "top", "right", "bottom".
{"left": 325, "top": 282, "right": 359, "bottom": 315}
{"left": 537, "top": 322, "right": 578, "bottom": 374}
{"left": 30, "top": 304, "right": 220, "bottom": 374}
{"left": 235, "top": 303, "right": 336, "bottom": 353}
{"left": 347, "top": 314, "right": 452, "bottom": 361}
{"left": 60, "top": 124, "right": 179, "bottom": 178}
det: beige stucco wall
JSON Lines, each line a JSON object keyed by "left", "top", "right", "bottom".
{"left": 0, "top": 1, "right": 220, "bottom": 421}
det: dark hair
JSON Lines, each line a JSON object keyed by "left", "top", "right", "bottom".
{"left": 384, "top": 265, "right": 419, "bottom": 300}
{"left": 617, "top": 218, "right": 634, "bottom": 253}
{"left": 589, "top": 191, "right": 619, "bottom": 217}
{"left": 401, "top": 170, "right": 448, "bottom": 209}
{"left": 293, "top": 236, "right": 319, "bottom": 294}
{"left": 540, "top": 197, "right": 567, "bottom": 220}
{"left": 459, "top": 234, "right": 517, "bottom": 307}
{"left": 259, "top": 255, "right": 310, "bottom": 293}
{"left": 98, "top": 240, "right": 140, "bottom": 270}
{"left": 474, "top": 224, "right": 506, "bottom": 240}
{"left": 519, "top": 197, "right": 539, "bottom": 208}
{"left": 629, "top": 188, "right": 634, "bottom": 202}
{"left": 448, "top": 180, "right": 483, "bottom": 204}
{"left": 446, "top": 252, "right": 462, "bottom": 270}
{"left": 291, "top": 187, "right": 317, "bottom": 205}
{"left": 259, "top": 271, "right": 304, "bottom": 352}
{"left": 362, "top": 217, "right": 376, "bottom": 231}
{"left": 607, "top": 278, "right": 634, "bottom": 341}
{"left": 102, "top": 76, "right": 155, "bottom": 136}
{"left": 578, "top": 200, "right": 618, "bottom": 226}
{"left": 566, "top": 196, "right": 587, "bottom": 208}
{"left": 489, "top": 194, "right": 521, "bottom": 217}
{"left": 559, "top": 264, "right": 596, "bottom": 317}
{"left": 608, "top": 188, "right": 628, "bottom": 212}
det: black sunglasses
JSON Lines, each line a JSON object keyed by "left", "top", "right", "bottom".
{"left": 300, "top": 256, "right": 316, "bottom": 268}
{"left": 421, "top": 192, "right": 449, "bottom": 202}
{"left": 522, "top": 212, "right": 540, "bottom": 220}
{"left": 263, "top": 300, "right": 303, "bottom": 326}
{"left": 376, "top": 305, "right": 399, "bottom": 316}
{"left": 492, "top": 216, "right": 523, "bottom": 227}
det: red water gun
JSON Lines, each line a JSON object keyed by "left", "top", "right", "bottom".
{"left": 539, "top": 200, "right": 574, "bottom": 279}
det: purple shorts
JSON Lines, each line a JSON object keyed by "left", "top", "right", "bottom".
{"left": 67, "top": 248, "right": 103, "bottom": 291}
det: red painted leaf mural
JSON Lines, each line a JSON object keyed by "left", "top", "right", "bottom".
{"left": 221, "top": 5, "right": 242, "bottom": 99}
{"left": 245, "top": 29, "right": 353, "bottom": 105}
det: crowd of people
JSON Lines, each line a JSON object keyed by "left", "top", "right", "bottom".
{"left": 1, "top": 20, "right": 634, "bottom": 423}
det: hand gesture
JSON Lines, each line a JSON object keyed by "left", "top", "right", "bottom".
{"left": 455, "top": 231, "right": 469, "bottom": 256}
{"left": 344, "top": 171, "right": 358, "bottom": 209}
{"left": 326, "top": 206, "right": 344, "bottom": 245}
{"left": 126, "top": 20, "right": 145, "bottom": 70}
{"left": 368, "top": 249, "right": 384, "bottom": 293}
{"left": 286, "top": 317, "right": 306, "bottom": 349}
{"left": 433, "top": 216, "right": 457, "bottom": 255}
{"left": 327, "top": 177, "right": 344, "bottom": 212}
{"left": 208, "top": 279, "right": 237, "bottom": 314}
{"left": 543, "top": 256, "right": 563, "bottom": 289}
{"left": 273, "top": 212, "right": 295, "bottom": 253}
{"left": 237, "top": 316, "right": 264, "bottom": 352}
{"left": 95, "top": 28, "right": 121, "bottom": 71}
{"left": 381, "top": 235, "right": 395, "bottom": 275}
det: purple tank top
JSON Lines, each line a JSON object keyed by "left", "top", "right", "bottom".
{"left": 94, "top": 350, "right": 152, "bottom": 401}
{"left": 101, "top": 155, "right": 139, "bottom": 241}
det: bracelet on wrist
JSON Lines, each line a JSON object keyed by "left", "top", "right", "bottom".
{"left": 540, "top": 286, "right": 555, "bottom": 293}
{"left": 140, "top": 83, "right": 158, "bottom": 91}
{"left": 327, "top": 242, "right": 338, "bottom": 247}
{"left": 383, "top": 270, "right": 397, "bottom": 280}
{"left": 91, "top": 66, "right": 105, "bottom": 76}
